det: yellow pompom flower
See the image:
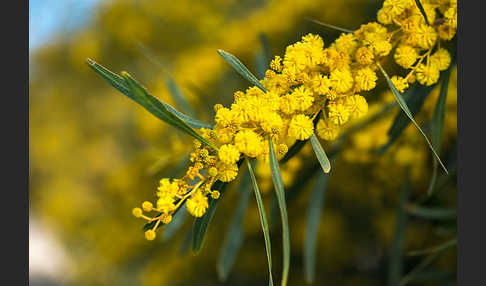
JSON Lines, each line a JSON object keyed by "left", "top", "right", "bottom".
{"left": 270, "top": 56, "right": 282, "bottom": 71}
{"left": 208, "top": 167, "right": 218, "bottom": 177}
{"left": 394, "top": 45, "right": 419, "bottom": 69}
{"left": 218, "top": 144, "right": 240, "bottom": 165}
{"left": 160, "top": 214, "right": 172, "bottom": 224}
{"left": 416, "top": 63, "right": 440, "bottom": 86}
{"left": 288, "top": 114, "right": 314, "bottom": 140}
{"left": 391, "top": 76, "right": 409, "bottom": 93}
{"left": 355, "top": 46, "right": 374, "bottom": 66}
{"left": 260, "top": 112, "right": 283, "bottom": 134}
{"left": 215, "top": 107, "right": 235, "bottom": 127}
{"left": 142, "top": 201, "right": 153, "bottom": 212}
{"left": 354, "top": 67, "right": 377, "bottom": 91}
{"left": 316, "top": 119, "right": 340, "bottom": 141}
{"left": 345, "top": 95, "right": 368, "bottom": 119}
{"left": 330, "top": 69, "right": 354, "bottom": 93}
{"left": 289, "top": 86, "right": 314, "bottom": 111}
{"left": 217, "top": 162, "right": 238, "bottom": 182}
{"left": 157, "top": 178, "right": 179, "bottom": 198}
{"left": 132, "top": 207, "right": 143, "bottom": 218}
{"left": 334, "top": 33, "right": 358, "bottom": 54}
{"left": 416, "top": 24, "right": 438, "bottom": 49}
{"left": 234, "top": 130, "right": 264, "bottom": 157}
{"left": 211, "top": 191, "right": 220, "bottom": 199}
{"left": 377, "top": 7, "right": 393, "bottom": 25}
{"left": 145, "top": 230, "right": 156, "bottom": 241}
{"left": 430, "top": 48, "right": 451, "bottom": 71}
{"left": 156, "top": 196, "right": 176, "bottom": 214}
{"left": 382, "top": 0, "right": 409, "bottom": 16}
{"left": 186, "top": 191, "right": 209, "bottom": 218}
{"left": 328, "top": 99, "right": 350, "bottom": 125}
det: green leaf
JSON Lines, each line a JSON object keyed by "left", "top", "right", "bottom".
{"left": 309, "top": 134, "right": 331, "bottom": 173}
{"left": 280, "top": 139, "right": 308, "bottom": 164}
{"left": 162, "top": 207, "right": 188, "bottom": 242}
{"left": 427, "top": 68, "right": 452, "bottom": 195}
{"left": 306, "top": 18, "right": 354, "bottom": 34}
{"left": 304, "top": 171, "right": 330, "bottom": 284}
{"left": 165, "top": 76, "right": 195, "bottom": 117}
{"left": 247, "top": 160, "right": 274, "bottom": 286}
{"left": 378, "top": 84, "right": 434, "bottom": 153}
{"left": 217, "top": 168, "right": 252, "bottom": 282}
{"left": 268, "top": 139, "right": 290, "bottom": 286}
{"left": 407, "top": 238, "right": 457, "bottom": 256}
{"left": 86, "top": 59, "right": 213, "bottom": 131}
{"left": 404, "top": 204, "right": 456, "bottom": 220}
{"left": 414, "top": 0, "right": 430, "bottom": 25}
{"left": 377, "top": 64, "right": 448, "bottom": 174}
{"left": 217, "top": 49, "right": 267, "bottom": 92}
{"left": 191, "top": 159, "right": 244, "bottom": 254}
{"left": 191, "top": 180, "right": 227, "bottom": 254}
{"left": 388, "top": 176, "right": 410, "bottom": 286}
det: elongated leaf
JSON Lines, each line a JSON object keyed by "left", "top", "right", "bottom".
{"left": 217, "top": 49, "right": 267, "bottom": 92}
{"left": 404, "top": 204, "right": 456, "bottom": 220}
{"left": 247, "top": 160, "right": 274, "bottom": 286}
{"left": 427, "top": 68, "right": 451, "bottom": 195}
{"left": 191, "top": 159, "right": 244, "bottom": 254}
{"left": 280, "top": 140, "right": 307, "bottom": 164}
{"left": 191, "top": 180, "right": 227, "bottom": 254}
{"left": 306, "top": 18, "right": 354, "bottom": 33}
{"left": 86, "top": 59, "right": 213, "bottom": 130}
{"left": 162, "top": 208, "right": 187, "bottom": 242}
{"left": 304, "top": 171, "right": 330, "bottom": 284}
{"left": 414, "top": 0, "right": 430, "bottom": 25}
{"left": 388, "top": 176, "right": 410, "bottom": 286}
{"left": 217, "top": 168, "right": 252, "bottom": 282}
{"left": 165, "top": 76, "right": 195, "bottom": 117}
{"left": 310, "top": 134, "right": 331, "bottom": 173}
{"left": 378, "top": 64, "right": 448, "bottom": 174}
{"left": 121, "top": 72, "right": 218, "bottom": 149}
{"left": 407, "top": 238, "right": 457, "bottom": 256}
{"left": 268, "top": 139, "right": 290, "bottom": 286}
{"left": 379, "top": 84, "right": 434, "bottom": 153}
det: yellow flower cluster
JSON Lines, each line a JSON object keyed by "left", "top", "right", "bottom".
{"left": 133, "top": 0, "right": 456, "bottom": 240}
{"left": 377, "top": 0, "right": 456, "bottom": 90}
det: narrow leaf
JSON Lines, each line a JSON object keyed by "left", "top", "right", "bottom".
{"left": 407, "top": 238, "right": 457, "bottom": 256}
{"left": 414, "top": 0, "right": 430, "bottom": 25}
{"left": 268, "top": 139, "right": 290, "bottom": 286}
{"left": 162, "top": 207, "right": 187, "bottom": 242}
{"left": 404, "top": 204, "right": 456, "bottom": 220}
{"left": 304, "top": 171, "right": 330, "bottom": 284}
{"left": 427, "top": 68, "right": 451, "bottom": 195}
{"left": 191, "top": 159, "right": 244, "bottom": 254}
{"left": 86, "top": 59, "right": 212, "bottom": 130}
{"left": 121, "top": 72, "right": 218, "bottom": 149}
{"left": 247, "top": 160, "right": 274, "bottom": 286}
{"left": 306, "top": 18, "right": 354, "bottom": 34}
{"left": 280, "top": 139, "right": 307, "bottom": 164}
{"left": 378, "top": 64, "right": 448, "bottom": 174}
{"left": 310, "top": 134, "right": 331, "bottom": 173}
{"left": 217, "top": 49, "right": 267, "bottom": 92}
{"left": 217, "top": 168, "right": 252, "bottom": 282}
{"left": 388, "top": 176, "right": 410, "bottom": 286}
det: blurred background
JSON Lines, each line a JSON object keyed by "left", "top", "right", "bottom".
{"left": 29, "top": 0, "right": 457, "bottom": 285}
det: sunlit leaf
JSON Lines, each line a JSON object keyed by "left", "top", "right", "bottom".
{"left": 310, "top": 134, "right": 331, "bottom": 173}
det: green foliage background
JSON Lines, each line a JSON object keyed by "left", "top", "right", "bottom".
{"left": 29, "top": 0, "right": 457, "bottom": 285}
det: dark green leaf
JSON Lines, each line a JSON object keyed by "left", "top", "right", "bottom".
{"left": 191, "top": 159, "right": 244, "bottom": 254}
{"left": 162, "top": 207, "right": 188, "bottom": 242}
{"left": 217, "top": 168, "right": 252, "bottom": 282}
{"left": 268, "top": 139, "right": 290, "bottom": 286}
{"left": 414, "top": 0, "right": 430, "bottom": 25}
{"left": 306, "top": 18, "right": 354, "bottom": 33}
{"left": 280, "top": 139, "right": 307, "bottom": 164}
{"left": 427, "top": 68, "right": 451, "bottom": 195}
{"left": 378, "top": 64, "right": 448, "bottom": 174}
{"left": 407, "top": 238, "right": 457, "bottom": 256}
{"left": 217, "top": 49, "right": 267, "bottom": 92}
{"left": 304, "top": 171, "right": 330, "bottom": 284}
{"left": 310, "top": 134, "right": 331, "bottom": 173}
{"left": 255, "top": 33, "right": 271, "bottom": 79}
{"left": 388, "top": 176, "right": 410, "bottom": 286}
{"left": 247, "top": 160, "right": 274, "bottom": 286}
{"left": 404, "top": 204, "right": 456, "bottom": 220}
